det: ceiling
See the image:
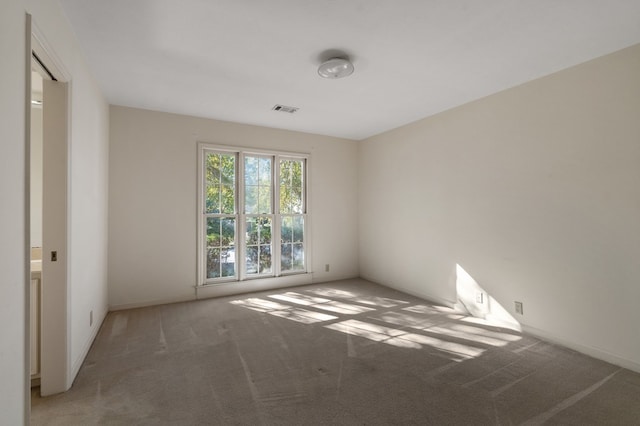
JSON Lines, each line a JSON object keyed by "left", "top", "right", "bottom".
{"left": 59, "top": 0, "right": 640, "bottom": 140}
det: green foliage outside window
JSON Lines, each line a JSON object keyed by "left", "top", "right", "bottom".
{"left": 206, "top": 153, "right": 235, "bottom": 214}
{"left": 202, "top": 151, "right": 306, "bottom": 280}
{"left": 205, "top": 152, "right": 236, "bottom": 278}
{"left": 280, "top": 159, "right": 303, "bottom": 214}
{"left": 246, "top": 216, "right": 272, "bottom": 274}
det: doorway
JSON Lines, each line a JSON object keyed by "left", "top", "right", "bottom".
{"left": 29, "top": 28, "right": 70, "bottom": 398}
{"left": 29, "top": 68, "right": 44, "bottom": 387}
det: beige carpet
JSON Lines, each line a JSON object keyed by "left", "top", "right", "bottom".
{"left": 31, "top": 278, "right": 640, "bottom": 425}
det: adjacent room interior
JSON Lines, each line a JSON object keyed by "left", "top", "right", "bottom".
{"left": 2, "top": 1, "right": 640, "bottom": 424}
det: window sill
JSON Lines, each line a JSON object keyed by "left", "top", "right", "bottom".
{"left": 196, "top": 273, "right": 313, "bottom": 299}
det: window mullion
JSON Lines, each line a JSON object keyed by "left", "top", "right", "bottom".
{"left": 199, "top": 151, "right": 206, "bottom": 285}
{"left": 273, "top": 155, "right": 281, "bottom": 277}
{"left": 302, "top": 158, "right": 307, "bottom": 214}
{"left": 237, "top": 152, "right": 244, "bottom": 281}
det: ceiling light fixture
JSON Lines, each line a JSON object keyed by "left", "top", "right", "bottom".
{"left": 318, "top": 57, "right": 354, "bottom": 79}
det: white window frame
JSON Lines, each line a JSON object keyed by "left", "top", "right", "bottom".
{"left": 197, "top": 143, "right": 310, "bottom": 288}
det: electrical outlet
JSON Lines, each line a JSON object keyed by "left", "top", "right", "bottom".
{"left": 476, "top": 292, "right": 484, "bottom": 304}
{"left": 325, "top": 264, "right": 330, "bottom": 272}
{"left": 90, "top": 310, "right": 93, "bottom": 326}
{"left": 515, "top": 301, "right": 524, "bottom": 315}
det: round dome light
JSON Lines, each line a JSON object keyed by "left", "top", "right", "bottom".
{"left": 318, "top": 58, "right": 354, "bottom": 79}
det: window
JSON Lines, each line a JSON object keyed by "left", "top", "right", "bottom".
{"left": 244, "top": 155, "right": 273, "bottom": 276}
{"left": 198, "top": 145, "right": 308, "bottom": 285}
{"left": 204, "top": 152, "right": 236, "bottom": 279}
{"left": 279, "top": 158, "right": 305, "bottom": 272}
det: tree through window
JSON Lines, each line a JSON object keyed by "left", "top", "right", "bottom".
{"left": 205, "top": 153, "right": 236, "bottom": 279}
{"left": 279, "top": 158, "right": 305, "bottom": 272}
{"left": 199, "top": 146, "right": 307, "bottom": 284}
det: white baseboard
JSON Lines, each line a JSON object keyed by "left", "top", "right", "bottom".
{"left": 362, "top": 276, "right": 640, "bottom": 374}
{"left": 311, "top": 273, "right": 360, "bottom": 285}
{"left": 109, "top": 294, "right": 196, "bottom": 311}
{"left": 359, "top": 274, "right": 457, "bottom": 308}
{"left": 196, "top": 273, "right": 314, "bottom": 300}
{"left": 522, "top": 324, "right": 640, "bottom": 374}
{"left": 109, "top": 274, "right": 362, "bottom": 310}
{"left": 90, "top": 276, "right": 640, "bottom": 379}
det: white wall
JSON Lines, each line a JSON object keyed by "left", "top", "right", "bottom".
{"left": 359, "top": 44, "right": 640, "bottom": 371}
{"left": 25, "top": 0, "right": 111, "bottom": 383}
{"left": 0, "top": 1, "right": 29, "bottom": 422}
{"left": 66, "top": 52, "right": 110, "bottom": 380}
{"left": 0, "top": 0, "right": 109, "bottom": 416}
{"left": 108, "top": 106, "right": 359, "bottom": 308}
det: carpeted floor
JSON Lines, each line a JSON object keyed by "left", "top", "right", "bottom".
{"left": 31, "top": 278, "right": 640, "bottom": 425}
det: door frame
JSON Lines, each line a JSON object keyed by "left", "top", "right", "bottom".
{"left": 27, "top": 14, "right": 72, "bottom": 397}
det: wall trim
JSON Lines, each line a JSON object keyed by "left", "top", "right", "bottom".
{"left": 30, "top": 19, "right": 70, "bottom": 82}
{"left": 109, "top": 295, "right": 196, "bottom": 312}
{"left": 522, "top": 324, "right": 640, "bottom": 374}
{"left": 24, "top": 12, "right": 33, "bottom": 423}
{"left": 367, "top": 275, "right": 640, "bottom": 373}
{"left": 196, "top": 273, "right": 314, "bottom": 300}
{"left": 108, "top": 274, "right": 362, "bottom": 312}
{"left": 312, "top": 273, "right": 359, "bottom": 285}
{"left": 106, "top": 274, "right": 640, "bottom": 374}
{"left": 359, "top": 274, "right": 457, "bottom": 309}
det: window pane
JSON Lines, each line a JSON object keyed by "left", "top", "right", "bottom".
{"left": 206, "top": 186, "right": 220, "bottom": 214}
{"left": 259, "top": 157, "right": 271, "bottom": 185}
{"left": 281, "top": 243, "right": 292, "bottom": 271}
{"left": 259, "top": 218, "right": 272, "bottom": 244}
{"left": 258, "top": 186, "right": 271, "bottom": 214}
{"left": 279, "top": 185, "right": 302, "bottom": 213}
{"left": 221, "top": 155, "right": 235, "bottom": 185}
{"left": 279, "top": 184, "right": 287, "bottom": 213}
{"left": 293, "top": 216, "right": 304, "bottom": 242}
{"left": 244, "top": 156, "right": 258, "bottom": 185}
{"left": 246, "top": 218, "right": 258, "bottom": 244}
{"left": 292, "top": 243, "right": 304, "bottom": 270}
{"left": 221, "top": 184, "right": 235, "bottom": 214}
{"left": 206, "top": 153, "right": 235, "bottom": 214}
{"left": 206, "top": 217, "right": 221, "bottom": 247}
{"left": 291, "top": 161, "right": 302, "bottom": 186}
{"left": 259, "top": 245, "right": 272, "bottom": 273}
{"left": 246, "top": 246, "right": 258, "bottom": 274}
{"left": 281, "top": 214, "right": 304, "bottom": 273}
{"left": 245, "top": 156, "right": 272, "bottom": 215}
{"left": 206, "top": 217, "right": 235, "bottom": 280}
{"left": 245, "top": 185, "right": 258, "bottom": 214}
{"left": 291, "top": 188, "right": 302, "bottom": 214}
{"left": 281, "top": 216, "right": 303, "bottom": 243}
{"left": 221, "top": 218, "right": 235, "bottom": 247}
{"left": 245, "top": 217, "right": 272, "bottom": 244}
{"left": 221, "top": 247, "right": 235, "bottom": 277}
{"left": 246, "top": 216, "right": 272, "bottom": 276}
{"left": 206, "top": 153, "right": 221, "bottom": 184}
{"left": 280, "top": 241, "right": 305, "bottom": 272}
{"left": 206, "top": 247, "right": 221, "bottom": 278}
{"left": 279, "top": 159, "right": 304, "bottom": 214}
{"left": 281, "top": 216, "right": 292, "bottom": 242}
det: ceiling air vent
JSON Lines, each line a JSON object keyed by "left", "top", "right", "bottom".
{"left": 272, "top": 104, "right": 299, "bottom": 114}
